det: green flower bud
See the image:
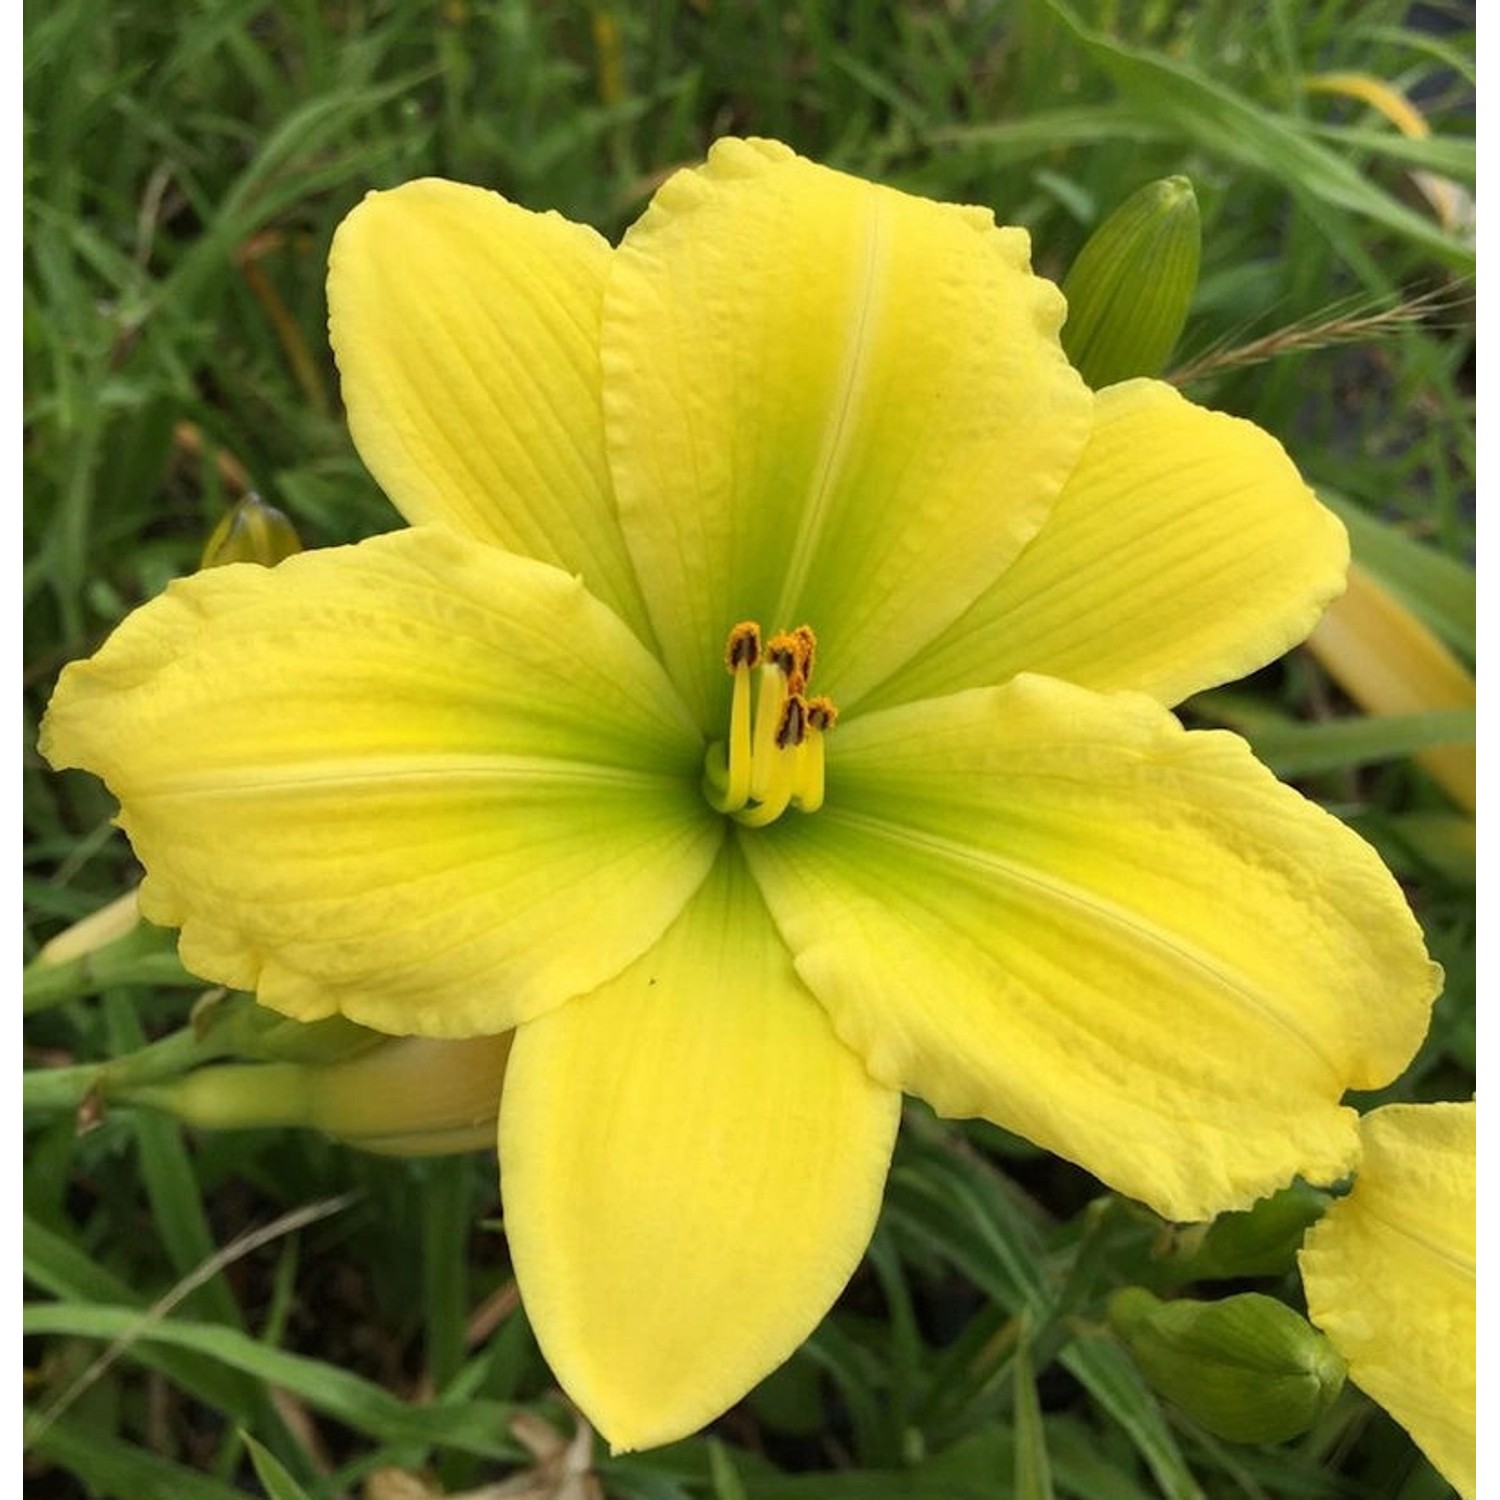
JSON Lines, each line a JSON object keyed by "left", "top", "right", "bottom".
{"left": 200, "top": 494, "right": 302, "bottom": 569}
{"left": 122, "top": 1034, "right": 514, "bottom": 1157}
{"left": 1061, "top": 176, "right": 1201, "bottom": 389}
{"left": 1109, "top": 1288, "right": 1346, "bottom": 1443}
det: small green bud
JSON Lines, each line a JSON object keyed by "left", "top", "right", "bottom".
{"left": 200, "top": 493, "right": 302, "bottom": 569}
{"left": 1164, "top": 1183, "right": 1331, "bottom": 1282}
{"left": 1109, "top": 1288, "right": 1346, "bottom": 1443}
{"left": 1061, "top": 176, "right": 1201, "bottom": 388}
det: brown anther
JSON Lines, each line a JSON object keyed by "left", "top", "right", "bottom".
{"left": 764, "top": 631, "right": 803, "bottom": 690}
{"left": 804, "top": 696, "right": 838, "bottom": 733}
{"left": 791, "top": 625, "right": 817, "bottom": 684}
{"left": 724, "top": 621, "right": 762, "bottom": 672}
{"left": 775, "top": 694, "right": 809, "bottom": 750}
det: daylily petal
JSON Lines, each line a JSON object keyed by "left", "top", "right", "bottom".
{"left": 602, "top": 136, "right": 1091, "bottom": 727}
{"left": 1300, "top": 1102, "right": 1476, "bottom": 1500}
{"left": 1307, "top": 562, "right": 1477, "bottom": 812}
{"left": 741, "top": 675, "right": 1439, "bottom": 1223}
{"left": 498, "top": 846, "right": 900, "bottom": 1453}
{"left": 862, "top": 380, "right": 1348, "bottom": 712}
{"left": 328, "top": 179, "right": 655, "bottom": 642}
{"left": 41, "top": 529, "right": 721, "bottom": 1036}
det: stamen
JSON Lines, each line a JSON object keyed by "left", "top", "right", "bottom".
{"left": 725, "top": 621, "right": 762, "bottom": 671}
{"left": 763, "top": 631, "right": 803, "bottom": 692}
{"left": 791, "top": 625, "right": 817, "bottom": 686}
{"left": 705, "top": 622, "right": 835, "bottom": 825}
{"left": 749, "top": 653, "right": 792, "bottom": 800}
{"left": 791, "top": 696, "right": 836, "bottom": 813}
{"left": 720, "top": 624, "right": 760, "bottom": 810}
{"left": 775, "top": 694, "right": 808, "bottom": 750}
{"left": 735, "top": 775, "right": 794, "bottom": 826}
{"left": 804, "top": 697, "right": 837, "bottom": 734}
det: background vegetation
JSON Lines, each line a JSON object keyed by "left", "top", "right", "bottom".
{"left": 23, "top": 1, "right": 1475, "bottom": 1496}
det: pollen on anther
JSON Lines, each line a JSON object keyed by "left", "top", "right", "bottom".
{"left": 776, "top": 694, "right": 808, "bottom": 750}
{"left": 805, "top": 696, "right": 838, "bottom": 733}
{"left": 725, "top": 621, "right": 762, "bottom": 672}
{"left": 764, "top": 634, "right": 798, "bottom": 671}
{"left": 764, "top": 632, "right": 802, "bottom": 688}
{"left": 792, "top": 625, "right": 817, "bottom": 683}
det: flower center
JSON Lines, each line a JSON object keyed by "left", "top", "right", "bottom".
{"left": 703, "top": 621, "right": 837, "bottom": 827}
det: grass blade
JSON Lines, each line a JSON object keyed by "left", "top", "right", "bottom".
{"left": 25, "top": 1302, "right": 524, "bottom": 1461}
{"left": 1040, "top": 0, "right": 1473, "bottom": 270}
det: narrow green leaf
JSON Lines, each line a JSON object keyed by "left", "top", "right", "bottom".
{"left": 866, "top": 1232, "right": 922, "bottom": 1437}
{"left": 595, "top": 1470, "right": 698, "bottom": 1500}
{"left": 24, "top": 1302, "right": 523, "bottom": 1461}
{"left": 1014, "top": 1334, "right": 1055, "bottom": 1500}
{"left": 709, "top": 1439, "right": 751, "bottom": 1500}
{"left": 422, "top": 1157, "right": 474, "bottom": 1391}
{"left": 887, "top": 1135, "right": 1049, "bottom": 1317}
{"left": 27, "top": 1413, "right": 249, "bottom": 1500}
{"left": 1305, "top": 124, "right": 1475, "bottom": 180}
{"left": 162, "top": 81, "right": 433, "bottom": 314}
{"left": 23, "top": 1215, "right": 254, "bottom": 1419}
{"left": 1350, "top": 23, "right": 1476, "bottom": 86}
{"left": 244, "top": 1433, "right": 318, "bottom": 1500}
{"left": 739, "top": 1475, "right": 996, "bottom": 1500}
{"left": 802, "top": 1320, "right": 895, "bottom": 1468}
{"left": 1061, "top": 1338, "right": 1205, "bottom": 1500}
{"left": 931, "top": 105, "right": 1173, "bottom": 161}
{"left": 1041, "top": 0, "right": 1473, "bottom": 270}
{"left": 1245, "top": 708, "right": 1475, "bottom": 776}
{"left": 1045, "top": 1416, "right": 1161, "bottom": 1500}
{"left": 890, "top": 1129, "right": 1203, "bottom": 1498}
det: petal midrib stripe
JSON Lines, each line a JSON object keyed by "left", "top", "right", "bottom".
{"left": 819, "top": 805, "right": 1343, "bottom": 1081}
{"left": 772, "top": 192, "right": 889, "bottom": 627}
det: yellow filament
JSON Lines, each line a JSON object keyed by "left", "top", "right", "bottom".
{"left": 723, "top": 663, "right": 754, "bottom": 809}
{"left": 735, "top": 748, "right": 796, "bottom": 826}
{"left": 701, "top": 741, "right": 734, "bottom": 811}
{"left": 790, "top": 731, "right": 826, "bottom": 813}
{"left": 707, "top": 621, "right": 833, "bottom": 824}
{"left": 748, "top": 663, "right": 790, "bottom": 801}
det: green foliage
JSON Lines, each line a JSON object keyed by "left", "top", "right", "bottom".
{"left": 24, "top": 1, "right": 1474, "bottom": 1497}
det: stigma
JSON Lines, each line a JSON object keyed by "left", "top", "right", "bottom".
{"left": 704, "top": 622, "right": 837, "bottom": 826}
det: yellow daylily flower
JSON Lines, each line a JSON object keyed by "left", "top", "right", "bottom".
{"left": 1300, "top": 1102, "right": 1476, "bottom": 1499}
{"left": 41, "top": 139, "right": 1440, "bottom": 1452}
